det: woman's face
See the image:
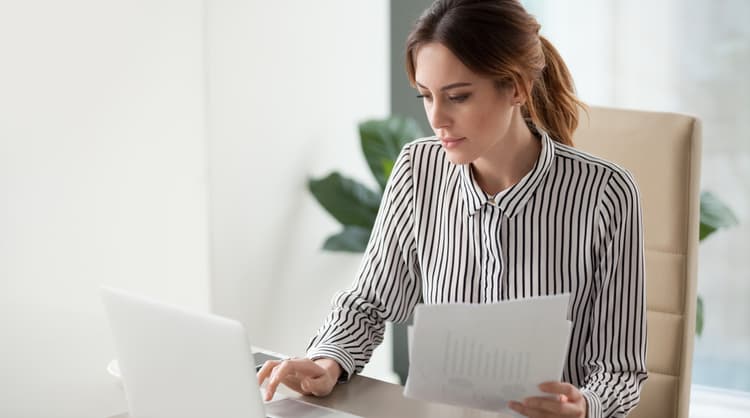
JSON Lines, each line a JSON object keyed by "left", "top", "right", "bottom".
{"left": 414, "top": 42, "right": 517, "bottom": 165}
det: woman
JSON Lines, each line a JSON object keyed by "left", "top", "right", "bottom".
{"left": 258, "top": 1, "right": 647, "bottom": 417}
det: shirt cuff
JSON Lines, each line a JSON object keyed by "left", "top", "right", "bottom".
{"left": 580, "top": 388, "right": 602, "bottom": 418}
{"left": 306, "top": 343, "right": 356, "bottom": 383}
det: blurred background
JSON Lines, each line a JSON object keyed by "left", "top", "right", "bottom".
{"left": 521, "top": 0, "right": 750, "bottom": 401}
{"left": 0, "top": 1, "right": 747, "bottom": 417}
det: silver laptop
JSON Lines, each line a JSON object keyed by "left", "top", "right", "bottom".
{"left": 101, "top": 287, "right": 359, "bottom": 418}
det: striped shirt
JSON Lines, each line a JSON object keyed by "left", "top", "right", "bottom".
{"left": 307, "top": 128, "right": 648, "bottom": 418}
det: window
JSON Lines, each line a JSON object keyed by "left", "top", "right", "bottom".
{"left": 525, "top": 0, "right": 750, "bottom": 395}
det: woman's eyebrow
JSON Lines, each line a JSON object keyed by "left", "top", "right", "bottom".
{"left": 416, "top": 81, "right": 473, "bottom": 91}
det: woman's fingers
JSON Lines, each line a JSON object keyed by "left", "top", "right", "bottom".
{"left": 509, "top": 382, "right": 586, "bottom": 417}
{"left": 518, "top": 396, "right": 580, "bottom": 415}
{"left": 508, "top": 401, "right": 556, "bottom": 418}
{"left": 264, "top": 360, "right": 293, "bottom": 400}
{"left": 256, "top": 360, "right": 281, "bottom": 385}
{"left": 520, "top": 397, "right": 565, "bottom": 414}
{"left": 257, "top": 358, "right": 328, "bottom": 401}
{"left": 538, "top": 381, "right": 583, "bottom": 402}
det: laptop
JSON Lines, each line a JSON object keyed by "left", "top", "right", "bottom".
{"left": 101, "top": 287, "right": 360, "bottom": 418}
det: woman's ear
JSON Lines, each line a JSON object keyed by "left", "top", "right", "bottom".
{"left": 495, "top": 77, "right": 528, "bottom": 106}
{"left": 510, "top": 80, "right": 528, "bottom": 106}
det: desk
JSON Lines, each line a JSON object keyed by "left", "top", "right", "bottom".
{"left": 107, "top": 346, "right": 514, "bottom": 418}
{"left": 109, "top": 372, "right": 513, "bottom": 418}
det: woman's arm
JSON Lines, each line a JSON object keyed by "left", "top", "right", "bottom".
{"left": 580, "top": 169, "right": 648, "bottom": 418}
{"left": 306, "top": 146, "right": 422, "bottom": 381}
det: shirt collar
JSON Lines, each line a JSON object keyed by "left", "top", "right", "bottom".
{"left": 459, "top": 127, "right": 555, "bottom": 218}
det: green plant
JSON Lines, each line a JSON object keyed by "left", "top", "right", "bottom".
{"left": 696, "top": 190, "right": 739, "bottom": 336}
{"left": 308, "top": 115, "right": 424, "bottom": 252}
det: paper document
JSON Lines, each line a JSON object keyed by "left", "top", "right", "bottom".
{"left": 403, "top": 294, "right": 572, "bottom": 414}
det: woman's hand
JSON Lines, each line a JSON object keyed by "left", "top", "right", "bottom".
{"left": 508, "top": 382, "right": 587, "bottom": 418}
{"left": 257, "top": 357, "right": 341, "bottom": 401}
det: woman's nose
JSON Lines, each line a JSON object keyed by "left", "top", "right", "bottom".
{"left": 429, "top": 100, "right": 450, "bottom": 131}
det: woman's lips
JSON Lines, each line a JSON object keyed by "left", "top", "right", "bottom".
{"left": 440, "top": 137, "right": 465, "bottom": 149}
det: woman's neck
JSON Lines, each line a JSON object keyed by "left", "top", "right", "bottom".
{"left": 471, "top": 112, "right": 541, "bottom": 196}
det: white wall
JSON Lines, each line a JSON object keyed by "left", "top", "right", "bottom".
{"left": 205, "top": 0, "right": 397, "bottom": 381}
{"left": 0, "top": 2, "right": 395, "bottom": 417}
{"left": 0, "top": 1, "right": 210, "bottom": 417}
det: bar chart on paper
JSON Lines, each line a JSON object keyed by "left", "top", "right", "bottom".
{"left": 442, "top": 332, "right": 530, "bottom": 382}
{"left": 404, "top": 295, "right": 573, "bottom": 413}
{"left": 437, "top": 332, "right": 532, "bottom": 408}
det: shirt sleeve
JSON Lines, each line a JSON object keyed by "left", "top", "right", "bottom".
{"left": 581, "top": 169, "right": 649, "bottom": 417}
{"left": 306, "top": 146, "right": 422, "bottom": 381}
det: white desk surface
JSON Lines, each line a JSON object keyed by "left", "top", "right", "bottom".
{"left": 107, "top": 347, "right": 513, "bottom": 418}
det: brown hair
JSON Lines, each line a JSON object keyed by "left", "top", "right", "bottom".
{"left": 405, "top": 0, "right": 586, "bottom": 146}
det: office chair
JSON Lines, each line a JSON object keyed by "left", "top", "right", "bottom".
{"left": 573, "top": 106, "right": 702, "bottom": 418}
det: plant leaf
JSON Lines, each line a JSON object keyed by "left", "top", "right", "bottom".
{"left": 696, "top": 295, "right": 704, "bottom": 337}
{"left": 308, "top": 172, "right": 381, "bottom": 229}
{"left": 360, "top": 116, "right": 424, "bottom": 191}
{"left": 699, "top": 191, "right": 739, "bottom": 241}
{"left": 323, "top": 226, "right": 371, "bottom": 252}
{"left": 697, "top": 191, "right": 738, "bottom": 334}
{"left": 382, "top": 159, "right": 395, "bottom": 180}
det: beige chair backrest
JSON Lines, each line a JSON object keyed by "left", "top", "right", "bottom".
{"left": 573, "top": 106, "right": 701, "bottom": 418}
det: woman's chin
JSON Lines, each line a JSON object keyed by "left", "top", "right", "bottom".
{"left": 443, "top": 148, "right": 475, "bottom": 165}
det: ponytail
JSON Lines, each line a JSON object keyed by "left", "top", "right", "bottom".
{"left": 524, "top": 36, "right": 587, "bottom": 146}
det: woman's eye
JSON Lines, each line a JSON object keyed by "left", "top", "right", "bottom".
{"left": 448, "top": 94, "right": 470, "bottom": 103}
{"left": 416, "top": 93, "right": 469, "bottom": 103}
